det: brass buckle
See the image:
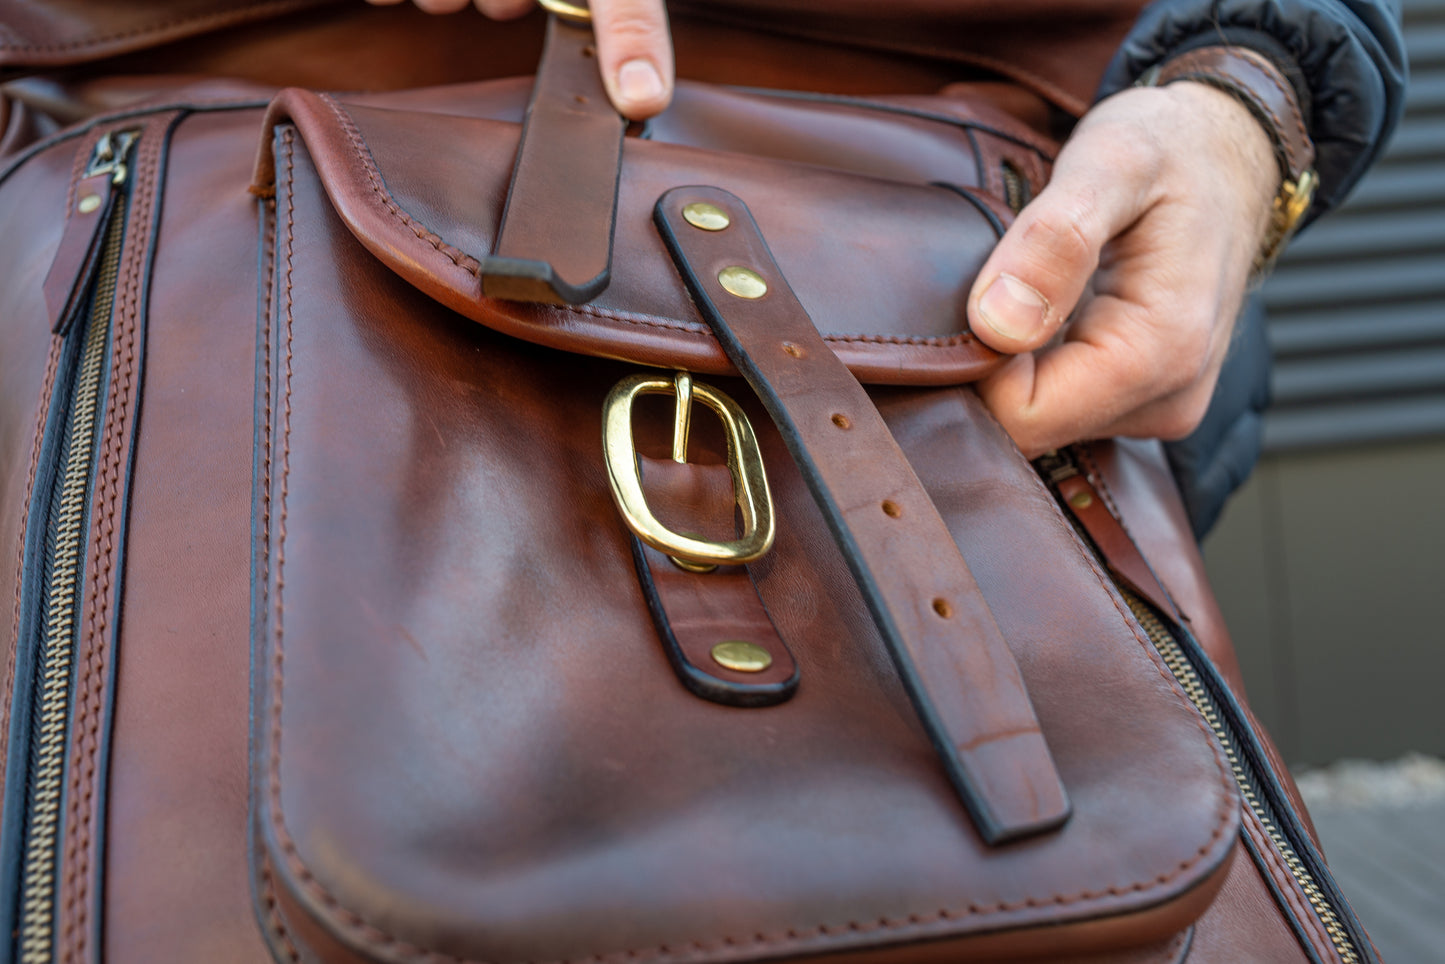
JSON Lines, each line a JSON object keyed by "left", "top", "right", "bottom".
{"left": 603, "top": 372, "right": 775, "bottom": 567}
{"left": 536, "top": 0, "right": 592, "bottom": 23}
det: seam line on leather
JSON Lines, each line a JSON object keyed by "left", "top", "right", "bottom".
{"left": 60, "top": 113, "right": 167, "bottom": 964}
{"left": 1243, "top": 815, "right": 1338, "bottom": 961}
{"left": 2, "top": 338, "right": 63, "bottom": 778}
{"left": 312, "top": 95, "right": 987, "bottom": 356}
{"left": 319, "top": 94, "right": 483, "bottom": 276}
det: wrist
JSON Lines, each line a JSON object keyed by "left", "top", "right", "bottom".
{"left": 1139, "top": 46, "right": 1318, "bottom": 274}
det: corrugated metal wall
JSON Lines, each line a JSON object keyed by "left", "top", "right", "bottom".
{"left": 1204, "top": 0, "right": 1445, "bottom": 766}
{"left": 1262, "top": 0, "right": 1445, "bottom": 450}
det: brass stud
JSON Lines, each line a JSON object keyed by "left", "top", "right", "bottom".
{"left": 78, "top": 194, "right": 103, "bottom": 215}
{"left": 682, "top": 202, "right": 730, "bottom": 231}
{"left": 718, "top": 266, "right": 767, "bottom": 300}
{"left": 1068, "top": 491, "right": 1094, "bottom": 511}
{"left": 711, "top": 640, "right": 773, "bottom": 673}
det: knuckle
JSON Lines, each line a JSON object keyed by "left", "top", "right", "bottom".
{"left": 596, "top": 1, "right": 670, "bottom": 46}
{"left": 1019, "top": 204, "right": 1100, "bottom": 280}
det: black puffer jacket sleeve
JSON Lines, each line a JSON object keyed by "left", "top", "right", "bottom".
{"left": 1098, "top": 0, "right": 1408, "bottom": 220}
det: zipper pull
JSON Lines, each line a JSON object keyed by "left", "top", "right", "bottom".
{"left": 43, "top": 129, "right": 140, "bottom": 334}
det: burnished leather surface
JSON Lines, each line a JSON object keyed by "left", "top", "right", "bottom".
{"left": 655, "top": 185, "right": 1068, "bottom": 843}
{"left": 0, "top": 1, "right": 1143, "bottom": 115}
{"left": 252, "top": 82, "right": 1040, "bottom": 385}
{"left": 252, "top": 123, "right": 1239, "bottom": 961}
{"left": 101, "top": 107, "right": 276, "bottom": 964}
{"left": 631, "top": 458, "right": 799, "bottom": 706}
{"left": 485, "top": 15, "right": 625, "bottom": 304}
{"left": 0, "top": 56, "right": 1370, "bottom": 964}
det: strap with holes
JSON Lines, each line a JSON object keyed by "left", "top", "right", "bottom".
{"left": 482, "top": 12, "right": 625, "bottom": 304}
{"left": 653, "top": 185, "right": 1070, "bottom": 844}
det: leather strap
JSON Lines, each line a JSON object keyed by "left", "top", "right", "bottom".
{"left": 631, "top": 457, "right": 799, "bottom": 707}
{"left": 481, "top": 13, "right": 624, "bottom": 304}
{"left": 654, "top": 185, "right": 1069, "bottom": 844}
{"left": 1149, "top": 46, "right": 1314, "bottom": 185}
{"left": 1053, "top": 465, "right": 1183, "bottom": 625}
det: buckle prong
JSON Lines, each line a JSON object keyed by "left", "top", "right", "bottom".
{"left": 671, "top": 371, "right": 693, "bottom": 464}
{"left": 603, "top": 373, "right": 775, "bottom": 566}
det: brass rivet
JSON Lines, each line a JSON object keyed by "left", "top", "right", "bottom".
{"left": 782, "top": 342, "right": 803, "bottom": 358}
{"left": 78, "top": 194, "right": 102, "bottom": 214}
{"left": 830, "top": 413, "right": 850, "bottom": 429}
{"left": 711, "top": 640, "right": 773, "bottom": 673}
{"left": 881, "top": 500, "right": 902, "bottom": 518}
{"left": 683, "top": 202, "right": 730, "bottom": 231}
{"left": 718, "top": 266, "right": 767, "bottom": 300}
{"left": 932, "top": 598, "right": 952, "bottom": 619}
{"left": 1068, "top": 491, "right": 1094, "bottom": 511}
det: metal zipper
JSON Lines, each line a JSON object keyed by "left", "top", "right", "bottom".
{"left": 14, "top": 129, "right": 137, "bottom": 964}
{"left": 1000, "top": 159, "right": 1030, "bottom": 214}
{"left": 1040, "top": 447, "right": 1365, "bottom": 964}
{"left": 1124, "top": 594, "right": 1361, "bottom": 963}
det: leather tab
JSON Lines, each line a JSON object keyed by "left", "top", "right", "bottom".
{"left": 631, "top": 457, "right": 798, "bottom": 707}
{"left": 482, "top": 14, "right": 625, "bottom": 304}
{"left": 1055, "top": 469, "right": 1183, "bottom": 624}
{"left": 43, "top": 169, "right": 117, "bottom": 333}
{"left": 654, "top": 185, "right": 1069, "bottom": 843}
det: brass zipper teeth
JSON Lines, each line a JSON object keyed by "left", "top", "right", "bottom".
{"left": 1124, "top": 593, "right": 1360, "bottom": 964}
{"left": 16, "top": 193, "right": 128, "bottom": 964}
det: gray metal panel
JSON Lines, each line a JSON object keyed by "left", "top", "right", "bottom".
{"left": 1260, "top": 0, "right": 1445, "bottom": 451}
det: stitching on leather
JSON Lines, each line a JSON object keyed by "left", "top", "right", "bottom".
{"left": 61, "top": 115, "right": 166, "bottom": 963}
{"left": 556, "top": 300, "right": 980, "bottom": 351}
{"left": 318, "top": 94, "right": 483, "bottom": 277}
{"left": 2, "top": 338, "right": 63, "bottom": 777}
{"left": 264, "top": 148, "right": 1236, "bottom": 964}
{"left": 61, "top": 130, "right": 95, "bottom": 233}
{"left": 312, "top": 96, "right": 984, "bottom": 358}
{"left": 1243, "top": 817, "right": 1337, "bottom": 959}
{"left": 1206, "top": 48, "right": 1310, "bottom": 158}
{"left": 1, "top": 0, "right": 321, "bottom": 55}
{"left": 260, "top": 858, "right": 304, "bottom": 964}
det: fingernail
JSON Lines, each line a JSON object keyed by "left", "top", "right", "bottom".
{"left": 616, "top": 59, "right": 664, "bottom": 109}
{"left": 978, "top": 273, "right": 1050, "bottom": 342}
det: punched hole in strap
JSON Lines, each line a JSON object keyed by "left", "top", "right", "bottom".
{"left": 652, "top": 184, "right": 1071, "bottom": 844}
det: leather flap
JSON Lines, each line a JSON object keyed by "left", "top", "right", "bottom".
{"left": 252, "top": 80, "right": 1051, "bottom": 385}
{"left": 254, "top": 101, "right": 1245, "bottom": 959}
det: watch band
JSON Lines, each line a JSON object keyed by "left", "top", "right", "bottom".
{"left": 1140, "top": 45, "right": 1318, "bottom": 273}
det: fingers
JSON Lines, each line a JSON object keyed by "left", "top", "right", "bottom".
{"left": 381, "top": 0, "right": 674, "bottom": 119}
{"left": 974, "top": 283, "right": 1233, "bottom": 457}
{"left": 591, "top": 0, "right": 674, "bottom": 119}
{"left": 967, "top": 136, "right": 1159, "bottom": 356}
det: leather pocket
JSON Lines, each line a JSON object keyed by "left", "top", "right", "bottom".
{"left": 250, "top": 79, "right": 1239, "bottom": 963}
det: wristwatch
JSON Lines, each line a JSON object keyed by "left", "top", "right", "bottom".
{"left": 1139, "top": 46, "right": 1318, "bottom": 275}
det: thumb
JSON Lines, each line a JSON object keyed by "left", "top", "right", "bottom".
{"left": 591, "top": 0, "right": 674, "bottom": 120}
{"left": 967, "top": 145, "right": 1152, "bottom": 354}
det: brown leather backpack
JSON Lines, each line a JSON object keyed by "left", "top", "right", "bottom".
{"left": 0, "top": 3, "right": 1378, "bottom": 962}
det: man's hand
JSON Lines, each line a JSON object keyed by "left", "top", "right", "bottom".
{"left": 366, "top": 0, "right": 674, "bottom": 119}
{"left": 966, "top": 82, "right": 1281, "bottom": 457}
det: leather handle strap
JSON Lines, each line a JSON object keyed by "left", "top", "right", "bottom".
{"left": 654, "top": 186, "right": 1070, "bottom": 844}
{"left": 481, "top": 13, "right": 625, "bottom": 304}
